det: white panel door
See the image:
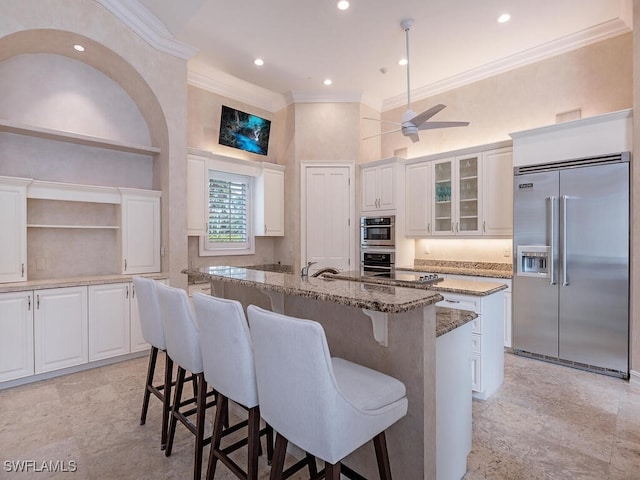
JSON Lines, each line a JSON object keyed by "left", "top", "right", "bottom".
{"left": 305, "top": 166, "right": 352, "bottom": 273}
{"left": 34, "top": 286, "right": 88, "bottom": 374}
{"left": 121, "top": 192, "right": 161, "bottom": 274}
{"left": 482, "top": 147, "right": 513, "bottom": 236}
{"left": 89, "top": 283, "right": 131, "bottom": 361}
{"left": 405, "top": 162, "right": 432, "bottom": 236}
{"left": 0, "top": 179, "right": 28, "bottom": 283}
{"left": 0, "top": 291, "right": 34, "bottom": 381}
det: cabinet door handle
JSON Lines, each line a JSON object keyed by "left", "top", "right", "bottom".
{"left": 36, "top": 294, "right": 40, "bottom": 309}
{"left": 124, "top": 259, "right": 127, "bottom": 271}
{"left": 428, "top": 222, "right": 431, "bottom": 234}
{"left": 483, "top": 221, "right": 486, "bottom": 233}
{"left": 445, "top": 299, "right": 461, "bottom": 304}
{"left": 265, "top": 224, "right": 267, "bottom": 233}
{"left": 21, "top": 263, "right": 25, "bottom": 277}
{"left": 28, "top": 295, "right": 31, "bottom": 311}
{"left": 132, "top": 284, "right": 136, "bottom": 299}
{"left": 126, "top": 285, "right": 129, "bottom": 299}
{"left": 456, "top": 222, "right": 459, "bottom": 232}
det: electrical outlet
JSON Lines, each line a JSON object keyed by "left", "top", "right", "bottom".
{"left": 503, "top": 248, "right": 511, "bottom": 257}
{"left": 423, "top": 244, "right": 430, "bottom": 254}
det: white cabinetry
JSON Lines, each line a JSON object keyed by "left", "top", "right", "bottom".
{"left": 0, "top": 177, "right": 29, "bottom": 283}
{"left": 0, "top": 291, "right": 34, "bottom": 382}
{"left": 361, "top": 161, "right": 397, "bottom": 212}
{"left": 405, "top": 162, "right": 432, "bottom": 237}
{"left": 88, "top": 283, "right": 131, "bottom": 361}
{"left": 34, "top": 286, "right": 88, "bottom": 374}
{"left": 187, "top": 151, "right": 209, "bottom": 236}
{"left": 438, "top": 290, "right": 504, "bottom": 400}
{"left": 255, "top": 163, "right": 285, "bottom": 236}
{"left": 120, "top": 190, "right": 161, "bottom": 274}
{"left": 481, "top": 148, "right": 513, "bottom": 236}
{"left": 432, "top": 155, "right": 482, "bottom": 236}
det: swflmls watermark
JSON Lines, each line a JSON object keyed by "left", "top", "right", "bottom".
{"left": 3, "top": 460, "right": 78, "bottom": 473}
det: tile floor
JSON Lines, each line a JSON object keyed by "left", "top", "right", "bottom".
{"left": 0, "top": 352, "right": 639, "bottom": 479}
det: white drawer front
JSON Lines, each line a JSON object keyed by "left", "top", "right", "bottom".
{"left": 471, "top": 316, "right": 482, "bottom": 334}
{"left": 471, "top": 353, "right": 481, "bottom": 392}
{"left": 437, "top": 293, "right": 480, "bottom": 313}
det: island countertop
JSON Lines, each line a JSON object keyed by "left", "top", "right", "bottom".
{"left": 184, "top": 266, "right": 444, "bottom": 314}
{"left": 327, "top": 271, "right": 508, "bottom": 296}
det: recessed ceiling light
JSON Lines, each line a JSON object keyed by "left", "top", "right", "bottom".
{"left": 254, "top": 58, "right": 264, "bottom": 66}
{"left": 323, "top": 79, "right": 333, "bottom": 86}
{"left": 337, "top": 1, "right": 349, "bottom": 10}
{"left": 73, "top": 44, "right": 85, "bottom": 52}
{"left": 497, "top": 13, "right": 511, "bottom": 23}
{"left": 398, "top": 58, "right": 408, "bottom": 66}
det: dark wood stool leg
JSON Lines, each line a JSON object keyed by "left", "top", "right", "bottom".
{"left": 165, "top": 366, "right": 186, "bottom": 457}
{"left": 325, "top": 462, "right": 341, "bottom": 480}
{"left": 373, "top": 431, "right": 392, "bottom": 480}
{"left": 306, "top": 453, "right": 318, "bottom": 478}
{"left": 247, "top": 406, "right": 261, "bottom": 480}
{"left": 140, "top": 346, "right": 158, "bottom": 425}
{"left": 269, "top": 433, "right": 288, "bottom": 480}
{"left": 193, "top": 373, "right": 207, "bottom": 480}
{"left": 266, "top": 423, "right": 274, "bottom": 465}
{"left": 161, "top": 354, "right": 173, "bottom": 450}
{"left": 205, "top": 394, "right": 228, "bottom": 480}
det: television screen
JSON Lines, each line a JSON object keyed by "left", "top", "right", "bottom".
{"left": 218, "top": 105, "right": 271, "bottom": 156}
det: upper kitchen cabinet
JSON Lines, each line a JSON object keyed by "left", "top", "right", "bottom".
{"left": 481, "top": 147, "right": 513, "bottom": 236}
{"left": 360, "top": 158, "right": 404, "bottom": 213}
{"left": 432, "top": 154, "right": 482, "bottom": 236}
{"left": 254, "top": 163, "right": 285, "bottom": 236}
{"left": 187, "top": 150, "right": 209, "bottom": 237}
{"left": 405, "top": 162, "right": 432, "bottom": 237}
{"left": 0, "top": 177, "right": 30, "bottom": 283}
{"left": 120, "top": 189, "right": 161, "bottom": 274}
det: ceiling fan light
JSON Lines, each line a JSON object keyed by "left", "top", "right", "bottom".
{"left": 337, "top": 1, "right": 349, "bottom": 10}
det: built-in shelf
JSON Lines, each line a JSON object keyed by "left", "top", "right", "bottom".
{"left": 27, "top": 225, "right": 119, "bottom": 230}
{"left": 0, "top": 118, "right": 161, "bottom": 156}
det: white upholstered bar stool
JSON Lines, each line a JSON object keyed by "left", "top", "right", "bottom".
{"left": 156, "top": 282, "right": 218, "bottom": 480}
{"left": 247, "top": 305, "right": 408, "bottom": 480}
{"left": 192, "top": 293, "right": 275, "bottom": 480}
{"left": 132, "top": 276, "right": 173, "bottom": 450}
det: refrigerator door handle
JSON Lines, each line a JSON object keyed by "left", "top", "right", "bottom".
{"left": 548, "top": 196, "right": 557, "bottom": 285}
{"left": 561, "top": 194, "right": 569, "bottom": 286}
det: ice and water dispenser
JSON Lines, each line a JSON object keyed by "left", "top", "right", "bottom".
{"left": 516, "top": 246, "right": 550, "bottom": 277}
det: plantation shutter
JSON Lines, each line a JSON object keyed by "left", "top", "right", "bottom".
{"left": 207, "top": 172, "right": 249, "bottom": 247}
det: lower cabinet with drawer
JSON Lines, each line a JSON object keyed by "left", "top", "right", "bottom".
{"left": 438, "top": 290, "right": 505, "bottom": 400}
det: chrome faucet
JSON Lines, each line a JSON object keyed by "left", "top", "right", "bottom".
{"left": 300, "top": 261, "right": 317, "bottom": 277}
{"left": 311, "top": 267, "right": 340, "bottom": 277}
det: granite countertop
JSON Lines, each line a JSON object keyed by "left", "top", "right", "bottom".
{"left": 405, "top": 260, "right": 513, "bottom": 279}
{"left": 183, "top": 266, "right": 443, "bottom": 314}
{"left": 0, "top": 272, "right": 169, "bottom": 293}
{"left": 435, "top": 306, "right": 477, "bottom": 337}
{"left": 328, "top": 271, "right": 507, "bottom": 296}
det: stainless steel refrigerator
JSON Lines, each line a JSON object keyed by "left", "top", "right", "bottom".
{"left": 513, "top": 152, "right": 629, "bottom": 378}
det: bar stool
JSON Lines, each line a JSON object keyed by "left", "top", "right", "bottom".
{"left": 192, "top": 293, "right": 275, "bottom": 480}
{"left": 247, "top": 305, "right": 408, "bottom": 480}
{"left": 132, "top": 276, "right": 173, "bottom": 450}
{"left": 156, "top": 282, "right": 218, "bottom": 480}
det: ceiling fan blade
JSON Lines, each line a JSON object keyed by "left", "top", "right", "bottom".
{"left": 418, "top": 121, "right": 470, "bottom": 130}
{"left": 362, "top": 128, "right": 402, "bottom": 140}
{"left": 409, "top": 104, "right": 447, "bottom": 126}
{"left": 362, "top": 117, "right": 402, "bottom": 126}
{"left": 408, "top": 133, "right": 420, "bottom": 143}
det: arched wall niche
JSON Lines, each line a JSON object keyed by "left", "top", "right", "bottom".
{"left": 0, "top": 28, "right": 169, "bottom": 190}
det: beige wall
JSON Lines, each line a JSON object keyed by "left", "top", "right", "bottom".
{"left": 1, "top": 0, "right": 189, "bottom": 287}
{"left": 380, "top": 33, "right": 633, "bottom": 159}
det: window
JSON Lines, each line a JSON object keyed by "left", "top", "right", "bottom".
{"left": 199, "top": 171, "right": 254, "bottom": 256}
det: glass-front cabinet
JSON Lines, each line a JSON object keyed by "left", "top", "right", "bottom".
{"left": 432, "top": 155, "right": 482, "bottom": 236}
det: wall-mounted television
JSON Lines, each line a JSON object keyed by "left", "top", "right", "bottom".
{"left": 218, "top": 105, "right": 271, "bottom": 156}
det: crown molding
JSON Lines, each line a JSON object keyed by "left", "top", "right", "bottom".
{"left": 286, "top": 91, "right": 379, "bottom": 110}
{"left": 188, "top": 70, "right": 287, "bottom": 113}
{"left": 382, "top": 18, "right": 631, "bottom": 111}
{"left": 97, "top": 0, "right": 198, "bottom": 60}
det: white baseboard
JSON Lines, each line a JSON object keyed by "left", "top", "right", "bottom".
{"left": 629, "top": 369, "right": 640, "bottom": 385}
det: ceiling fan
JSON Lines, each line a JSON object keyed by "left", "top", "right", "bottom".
{"left": 364, "top": 19, "right": 469, "bottom": 143}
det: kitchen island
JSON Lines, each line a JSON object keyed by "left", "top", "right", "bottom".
{"left": 184, "top": 266, "right": 477, "bottom": 480}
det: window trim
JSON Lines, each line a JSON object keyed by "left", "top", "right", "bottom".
{"left": 198, "top": 170, "right": 255, "bottom": 257}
